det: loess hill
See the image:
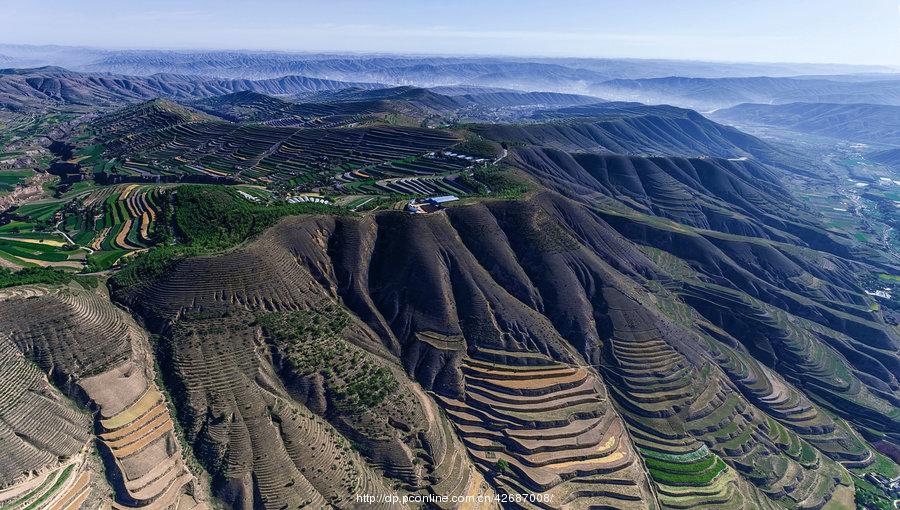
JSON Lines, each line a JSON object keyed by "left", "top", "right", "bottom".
{"left": 0, "top": 85, "right": 898, "bottom": 510}
{"left": 106, "top": 186, "right": 895, "bottom": 509}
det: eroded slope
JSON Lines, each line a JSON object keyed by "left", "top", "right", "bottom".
{"left": 111, "top": 189, "right": 894, "bottom": 509}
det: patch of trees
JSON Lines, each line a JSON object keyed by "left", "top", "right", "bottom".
{"left": 172, "top": 185, "right": 343, "bottom": 250}
{"left": 453, "top": 135, "right": 500, "bottom": 158}
{"left": 0, "top": 267, "right": 72, "bottom": 289}
{"left": 111, "top": 185, "right": 347, "bottom": 289}
{"left": 259, "top": 305, "right": 399, "bottom": 413}
{"left": 459, "top": 165, "right": 529, "bottom": 199}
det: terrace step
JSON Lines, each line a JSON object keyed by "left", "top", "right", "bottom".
{"left": 465, "top": 375, "right": 600, "bottom": 406}
{"left": 46, "top": 472, "right": 90, "bottom": 510}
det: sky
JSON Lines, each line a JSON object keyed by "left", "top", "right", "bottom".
{"left": 1, "top": 0, "right": 899, "bottom": 66}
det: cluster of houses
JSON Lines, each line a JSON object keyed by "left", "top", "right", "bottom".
{"left": 236, "top": 190, "right": 261, "bottom": 203}
{"left": 425, "top": 151, "right": 490, "bottom": 166}
{"left": 405, "top": 195, "right": 458, "bottom": 214}
{"left": 864, "top": 472, "right": 900, "bottom": 499}
{"left": 287, "top": 195, "right": 331, "bottom": 205}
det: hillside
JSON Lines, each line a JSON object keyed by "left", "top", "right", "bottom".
{"left": 194, "top": 87, "right": 463, "bottom": 125}
{"left": 478, "top": 103, "right": 752, "bottom": 156}
{"left": 711, "top": 102, "right": 900, "bottom": 146}
{"left": 90, "top": 98, "right": 217, "bottom": 134}
{"left": 77, "top": 99, "right": 461, "bottom": 186}
{"left": 0, "top": 284, "right": 207, "bottom": 510}
{"left": 299, "top": 85, "right": 461, "bottom": 107}
{"left": 457, "top": 90, "right": 602, "bottom": 108}
{"left": 473, "top": 102, "right": 820, "bottom": 177}
{"left": 193, "top": 90, "right": 387, "bottom": 124}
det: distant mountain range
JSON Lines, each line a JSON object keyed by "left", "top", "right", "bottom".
{"left": 0, "top": 66, "right": 381, "bottom": 111}
{"left": 710, "top": 102, "right": 900, "bottom": 146}
{"left": 2, "top": 47, "right": 900, "bottom": 113}
{"left": 0, "top": 45, "right": 888, "bottom": 78}
{"left": 0, "top": 44, "right": 897, "bottom": 101}
{"left": 590, "top": 76, "right": 900, "bottom": 110}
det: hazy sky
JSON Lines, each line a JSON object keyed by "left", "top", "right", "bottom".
{"left": 2, "top": 0, "right": 898, "bottom": 66}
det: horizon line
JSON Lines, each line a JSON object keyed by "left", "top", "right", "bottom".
{"left": 1, "top": 42, "right": 898, "bottom": 71}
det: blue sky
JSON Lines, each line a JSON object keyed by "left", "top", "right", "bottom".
{"left": 2, "top": 0, "right": 898, "bottom": 65}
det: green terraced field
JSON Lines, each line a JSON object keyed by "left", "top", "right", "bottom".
{"left": 648, "top": 456, "right": 728, "bottom": 486}
{"left": 14, "top": 201, "right": 64, "bottom": 222}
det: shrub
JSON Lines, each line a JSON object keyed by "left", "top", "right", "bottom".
{"left": 259, "top": 304, "right": 398, "bottom": 413}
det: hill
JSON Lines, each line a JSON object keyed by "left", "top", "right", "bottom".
{"left": 871, "top": 148, "right": 900, "bottom": 169}
{"left": 76, "top": 98, "right": 462, "bottom": 186}
{"left": 291, "top": 86, "right": 603, "bottom": 120}
{"left": 711, "top": 102, "right": 900, "bottom": 146}
{"left": 473, "top": 102, "right": 819, "bottom": 176}
{"left": 457, "top": 90, "right": 603, "bottom": 108}
{"left": 194, "top": 87, "right": 464, "bottom": 125}
{"left": 591, "top": 76, "right": 900, "bottom": 110}
{"left": 95, "top": 187, "right": 894, "bottom": 509}
{"left": 297, "top": 85, "right": 461, "bottom": 106}
{"left": 91, "top": 98, "right": 217, "bottom": 134}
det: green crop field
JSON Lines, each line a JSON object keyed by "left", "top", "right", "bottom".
{"left": 15, "top": 201, "right": 64, "bottom": 222}
{"left": 0, "top": 170, "right": 33, "bottom": 192}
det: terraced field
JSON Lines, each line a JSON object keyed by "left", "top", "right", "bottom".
{"left": 583, "top": 204, "right": 900, "bottom": 448}
{"left": 436, "top": 351, "right": 655, "bottom": 509}
{"left": 332, "top": 153, "right": 480, "bottom": 196}
{"left": 70, "top": 184, "right": 162, "bottom": 264}
{"left": 0, "top": 183, "right": 165, "bottom": 270}
{"left": 164, "top": 315, "right": 402, "bottom": 508}
{"left": 88, "top": 100, "right": 461, "bottom": 188}
{"left": 0, "top": 230, "right": 83, "bottom": 268}
{"left": 1, "top": 82, "right": 898, "bottom": 510}
{"left": 0, "top": 169, "right": 33, "bottom": 194}
{"left": 0, "top": 459, "right": 94, "bottom": 510}
{"left": 0, "top": 285, "right": 208, "bottom": 510}
{"left": 0, "top": 199, "right": 88, "bottom": 269}
{"left": 98, "top": 385, "right": 201, "bottom": 510}
{"left": 193, "top": 90, "right": 393, "bottom": 127}
{"left": 113, "top": 238, "right": 492, "bottom": 509}
{"left": 0, "top": 327, "right": 90, "bottom": 486}
{"left": 600, "top": 293, "right": 853, "bottom": 509}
